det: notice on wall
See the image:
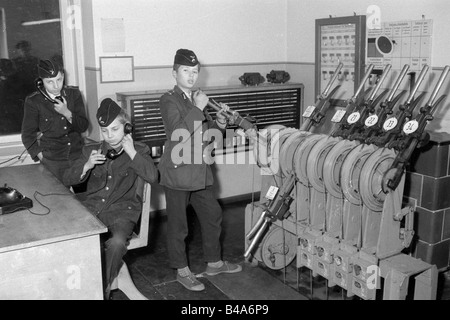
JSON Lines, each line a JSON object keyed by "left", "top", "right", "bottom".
{"left": 101, "top": 18, "right": 126, "bottom": 53}
{"left": 367, "top": 19, "right": 433, "bottom": 74}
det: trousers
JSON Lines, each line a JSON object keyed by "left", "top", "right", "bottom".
{"left": 164, "top": 186, "right": 223, "bottom": 269}
{"left": 100, "top": 217, "right": 135, "bottom": 297}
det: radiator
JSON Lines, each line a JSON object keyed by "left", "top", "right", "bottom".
{"left": 117, "top": 83, "right": 304, "bottom": 158}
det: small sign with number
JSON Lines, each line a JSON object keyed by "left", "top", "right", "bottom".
{"left": 265, "top": 186, "right": 279, "bottom": 201}
{"left": 382, "top": 117, "right": 398, "bottom": 131}
{"left": 331, "top": 109, "right": 346, "bottom": 123}
{"left": 365, "top": 114, "right": 379, "bottom": 127}
{"left": 302, "top": 106, "right": 316, "bottom": 118}
{"left": 403, "top": 120, "right": 419, "bottom": 134}
{"left": 347, "top": 112, "right": 361, "bottom": 124}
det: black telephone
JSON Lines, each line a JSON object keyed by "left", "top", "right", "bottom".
{"left": 106, "top": 123, "right": 133, "bottom": 160}
{"left": 35, "top": 78, "right": 64, "bottom": 104}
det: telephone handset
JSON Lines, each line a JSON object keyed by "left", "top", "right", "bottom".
{"left": 106, "top": 123, "right": 133, "bottom": 160}
{"left": 35, "top": 78, "right": 64, "bottom": 104}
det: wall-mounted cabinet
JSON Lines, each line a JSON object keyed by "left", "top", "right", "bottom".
{"left": 315, "top": 15, "right": 367, "bottom": 107}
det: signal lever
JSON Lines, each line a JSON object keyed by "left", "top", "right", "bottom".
{"left": 361, "top": 64, "right": 410, "bottom": 143}
{"left": 244, "top": 175, "right": 296, "bottom": 259}
{"left": 370, "top": 64, "right": 429, "bottom": 148}
{"left": 206, "top": 98, "right": 263, "bottom": 147}
{"left": 345, "top": 64, "right": 392, "bottom": 140}
{"left": 331, "top": 64, "right": 375, "bottom": 137}
{"left": 300, "top": 62, "right": 343, "bottom": 132}
{"left": 383, "top": 65, "right": 450, "bottom": 192}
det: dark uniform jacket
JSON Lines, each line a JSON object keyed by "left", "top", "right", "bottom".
{"left": 21, "top": 86, "right": 89, "bottom": 162}
{"left": 63, "top": 140, "right": 159, "bottom": 225}
{"left": 159, "top": 85, "right": 224, "bottom": 191}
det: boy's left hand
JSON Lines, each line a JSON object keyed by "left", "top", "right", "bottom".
{"left": 121, "top": 134, "right": 137, "bottom": 160}
{"left": 53, "top": 96, "right": 71, "bottom": 118}
{"left": 217, "top": 103, "right": 238, "bottom": 125}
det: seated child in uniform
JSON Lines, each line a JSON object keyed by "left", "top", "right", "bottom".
{"left": 63, "top": 98, "right": 159, "bottom": 299}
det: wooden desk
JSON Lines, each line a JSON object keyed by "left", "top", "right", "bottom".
{"left": 0, "top": 164, "right": 107, "bottom": 299}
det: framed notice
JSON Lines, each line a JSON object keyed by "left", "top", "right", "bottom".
{"left": 100, "top": 56, "right": 134, "bottom": 83}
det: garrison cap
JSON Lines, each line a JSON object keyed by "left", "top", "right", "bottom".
{"left": 37, "top": 59, "right": 62, "bottom": 79}
{"left": 97, "top": 98, "right": 122, "bottom": 127}
{"left": 174, "top": 49, "right": 199, "bottom": 66}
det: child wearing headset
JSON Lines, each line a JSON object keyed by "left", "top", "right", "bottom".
{"left": 21, "top": 58, "right": 89, "bottom": 192}
{"left": 63, "top": 98, "right": 159, "bottom": 299}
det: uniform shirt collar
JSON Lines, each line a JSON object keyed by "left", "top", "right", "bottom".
{"left": 174, "top": 85, "right": 193, "bottom": 102}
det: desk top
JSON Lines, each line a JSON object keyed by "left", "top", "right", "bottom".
{"left": 0, "top": 164, "right": 107, "bottom": 254}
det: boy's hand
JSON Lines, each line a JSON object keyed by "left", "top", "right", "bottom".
{"left": 121, "top": 134, "right": 137, "bottom": 160}
{"left": 216, "top": 102, "right": 228, "bottom": 120}
{"left": 85, "top": 149, "right": 106, "bottom": 170}
{"left": 193, "top": 89, "right": 209, "bottom": 111}
{"left": 53, "top": 96, "right": 72, "bottom": 120}
{"left": 80, "top": 149, "right": 105, "bottom": 180}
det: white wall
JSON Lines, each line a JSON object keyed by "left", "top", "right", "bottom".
{"left": 89, "top": 0, "right": 287, "bottom": 67}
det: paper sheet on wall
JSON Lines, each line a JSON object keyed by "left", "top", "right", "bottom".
{"left": 367, "top": 19, "right": 433, "bottom": 86}
{"left": 100, "top": 57, "right": 134, "bottom": 83}
{"left": 101, "top": 18, "right": 126, "bottom": 53}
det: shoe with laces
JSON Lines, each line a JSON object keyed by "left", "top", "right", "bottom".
{"left": 205, "top": 261, "right": 242, "bottom": 276}
{"left": 177, "top": 272, "right": 205, "bottom": 291}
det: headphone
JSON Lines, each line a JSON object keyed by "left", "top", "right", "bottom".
{"left": 124, "top": 123, "right": 133, "bottom": 135}
{"left": 105, "top": 123, "right": 133, "bottom": 160}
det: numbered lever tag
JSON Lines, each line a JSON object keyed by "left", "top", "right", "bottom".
{"left": 403, "top": 120, "right": 419, "bottom": 134}
{"left": 265, "top": 186, "right": 279, "bottom": 201}
{"left": 302, "top": 106, "right": 316, "bottom": 118}
{"left": 347, "top": 111, "right": 361, "bottom": 124}
{"left": 382, "top": 117, "right": 398, "bottom": 131}
{"left": 365, "top": 114, "right": 379, "bottom": 127}
{"left": 331, "top": 109, "right": 346, "bottom": 123}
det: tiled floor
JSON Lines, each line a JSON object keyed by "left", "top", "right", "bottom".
{"left": 111, "top": 199, "right": 450, "bottom": 301}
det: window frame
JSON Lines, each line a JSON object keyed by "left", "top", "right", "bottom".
{"left": 0, "top": 0, "right": 85, "bottom": 158}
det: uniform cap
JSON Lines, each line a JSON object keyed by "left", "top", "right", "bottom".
{"left": 174, "top": 49, "right": 199, "bottom": 66}
{"left": 97, "top": 98, "right": 122, "bottom": 127}
{"left": 37, "top": 59, "right": 61, "bottom": 79}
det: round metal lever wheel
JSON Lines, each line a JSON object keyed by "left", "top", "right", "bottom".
{"left": 253, "top": 124, "right": 287, "bottom": 172}
{"left": 359, "top": 147, "right": 397, "bottom": 211}
{"left": 340, "top": 144, "right": 377, "bottom": 205}
{"left": 280, "top": 130, "right": 311, "bottom": 177}
{"left": 322, "top": 139, "right": 359, "bottom": 197}
{"left": 261, "top": 225, "right": 297, "bottom": 270}
{"left": 306, "top": 136, "right": 341, "bottom": 192}
{"left": 294, "top": 134, "right": 326, "bottom": 186}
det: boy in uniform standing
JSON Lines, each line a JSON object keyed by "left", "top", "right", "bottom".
{"left": 158, "top": 49, "right": 242, "bottom": 292}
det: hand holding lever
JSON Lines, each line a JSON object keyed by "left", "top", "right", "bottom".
{"left": 193, "top": 89, "right": 209, "bottom": 111}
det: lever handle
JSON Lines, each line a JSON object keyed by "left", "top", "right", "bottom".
{"left": 246, "top": 210, "right": 268, "bottom": 240}
{"left": 385, "top": 64, "right": 410, "bottom": 103}
{"left": 405, "top": 64, "right": 429, "bottom": 105}
{"left": 244, "top": 218, "right": 271, "bottom": 258}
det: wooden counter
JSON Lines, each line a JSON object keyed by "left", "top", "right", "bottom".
{"left": 0, "top": 164, "right": 107, "bottom": 299}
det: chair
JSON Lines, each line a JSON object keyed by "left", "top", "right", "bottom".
{"left": 110, "top": 178, "right": 151, "bottom": 300}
